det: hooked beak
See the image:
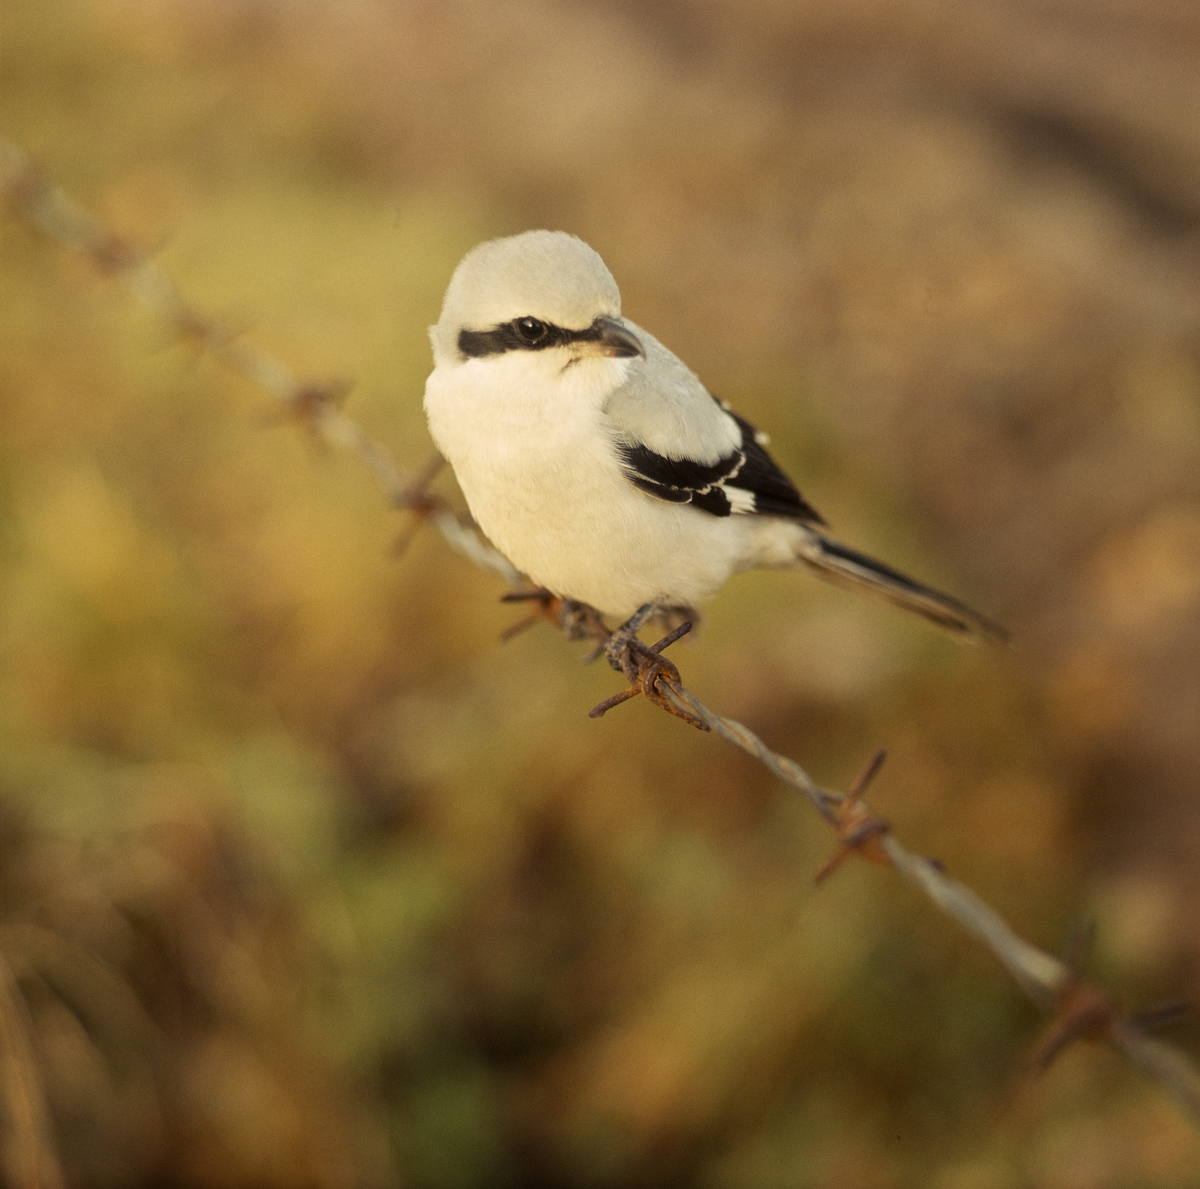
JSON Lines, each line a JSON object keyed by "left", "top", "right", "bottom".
{"left": 590, "top": 316, "right": 645, "bottom": 359}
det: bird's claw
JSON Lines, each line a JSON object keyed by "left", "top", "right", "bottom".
{"left": 500, "top": 590, "right": 608, "bottom": 643}
{"left": 559, "top": 599, "right": 609, "bottom": 641}
{"left": 598, "top": 604, "right": 655, "bottom": 675}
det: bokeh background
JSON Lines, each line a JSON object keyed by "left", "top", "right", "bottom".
{"left": 3, "top": 0, "right": 1200, "bottom": 1184}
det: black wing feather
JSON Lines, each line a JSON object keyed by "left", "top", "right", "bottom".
{"left": 615, "top": 401, "right": 824, "bottom": 525}
{"left": 728, "top": 412, "right": 824, "bottom": 523}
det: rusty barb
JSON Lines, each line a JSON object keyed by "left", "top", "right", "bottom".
{"left": 498, "top": 593, "right": 706, "bottom": 729}
{"left": 7, "top": 135, "right": 1200, "bottom": 1130}
{"left": 271, "top": 380, "right": 353, "bottom": 430}
{"left": 813, "top": 748, "right": 891, "bottom": 883}
{"left": 1027, "top": 921, "right": 1117, "bottom": 1072}
{"left": 1027, "top": 920, "right": 1191, "bottom": 1095}
{"left": 588, "top": 621, "right": 705, "bottom": 730}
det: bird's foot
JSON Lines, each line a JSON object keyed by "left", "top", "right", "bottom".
{"left": 500, "top": 589, "right": 608, "bottom": 643}
{"left": 558, "top": 599, "right": 610, "bottom": 642}
{"left": 590, "top": 608, "right": 706, "bottom": 730}
{"left": 599, "top": 604, "right": 656, "bottom": 677}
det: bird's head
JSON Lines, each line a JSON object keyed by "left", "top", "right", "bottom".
{"left": 430, "top": 231, "right": 645, "bottom": 369}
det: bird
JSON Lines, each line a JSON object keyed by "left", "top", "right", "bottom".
{"left": 423, "top": 230, "right": 1005, "bottom": 650}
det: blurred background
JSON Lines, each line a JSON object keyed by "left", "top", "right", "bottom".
{"left": 2, "top": 0, "right": 1200, "bottom": 1184}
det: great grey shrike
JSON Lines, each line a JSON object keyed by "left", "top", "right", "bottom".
{"left": 423, "top": 230, "right": 1003, "bottom": 642}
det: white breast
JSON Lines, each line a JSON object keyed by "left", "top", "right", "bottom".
{"left": 424, "top": 350, "right": 784, "bottom": 617}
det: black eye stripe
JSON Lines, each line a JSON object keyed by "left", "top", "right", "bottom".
{"left": 457, "top": 317, "right": 608, "bottom": 359}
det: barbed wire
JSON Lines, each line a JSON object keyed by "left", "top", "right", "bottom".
{"left": 3, "top": 135, "right": 1199, "bottom": 1137}
{"left": 0, "top": 139, "right": 520, "bottom": 589}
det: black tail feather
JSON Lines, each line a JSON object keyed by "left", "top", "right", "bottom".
{"left": 797, "top": 533, "right": 1008, "bottom": 643}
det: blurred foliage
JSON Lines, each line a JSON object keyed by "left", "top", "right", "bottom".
{"left": 2, "top": 0, "right": 1200, "bottom": 1186}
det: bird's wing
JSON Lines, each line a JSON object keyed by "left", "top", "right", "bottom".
{"left": 615, "top": 406, "right": 825, "bottom": 522}
{"left": 603, "top": 325, "right": 824, "bottom": 524}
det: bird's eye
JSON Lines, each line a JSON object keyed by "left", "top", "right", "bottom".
{"left": 515, "top": 317, "right": 547, "bottom": 344}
